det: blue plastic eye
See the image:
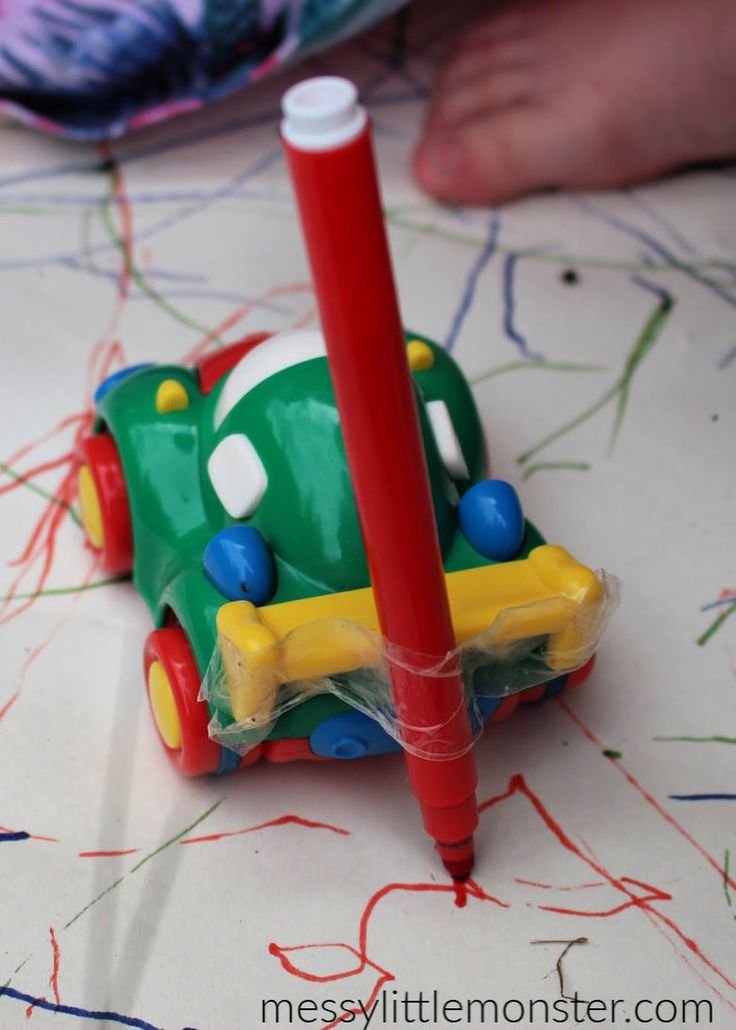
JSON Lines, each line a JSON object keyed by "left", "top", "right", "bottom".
{"left": 203, "top": 525, "right": 276, "bottom": 606}
{"left": 458, "top": 479, "right": 525, "bottom": 561}
{"left": 93, "top": 364, "right": 154, "bottom": 406}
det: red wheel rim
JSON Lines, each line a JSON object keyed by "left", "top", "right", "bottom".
{"left": 79, "top": 434, "right": 133, "bottom": 575}
{"left": 144, "top": 627, "right": 220, "bottom": 776}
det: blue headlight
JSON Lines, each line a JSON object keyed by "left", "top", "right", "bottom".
{"left": 458, "top": 479, "right": 525, "bottom": 561}
{"left": 203, "top": 525, "right": 276, "bottom": 606}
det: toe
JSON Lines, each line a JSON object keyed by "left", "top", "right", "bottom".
{"left": 413, "top": 107, "right": 563, "bottom": 205}
{"left": 427, "top": 68, "right": 532, "bottom": 129}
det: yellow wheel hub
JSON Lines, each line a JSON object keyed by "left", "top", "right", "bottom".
{"left": 78, "top": 464, "right": 104, "bottom": 550}
{"left": 148, "top": 660, "right": 182, "bottom": 750}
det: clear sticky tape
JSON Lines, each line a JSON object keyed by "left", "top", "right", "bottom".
{"left": 200, "top": 568, "right": 620, "bottom": 760}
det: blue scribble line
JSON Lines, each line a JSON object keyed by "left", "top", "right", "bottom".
{"left": 444, "top": 211, "right": 501, "bottom": 353}
{"left": 0, "top": 831, "right": 30, "bottom": 842}
{"left": 574, "top": 194, "right": 736, "bottom": 311}
{"left": 631, "top": 273, "right": 673, "bottom": 307}
{"left": 625, "top": 189, "right": 698, "bottom": 256}
{"left": 501, "top": 252, "right": 544, "bottom": 361}
{"left": 701, "top": 596, "right": 736, "bottom": 613}
{"left": 718, "top": 345, "right": 736, "bottom": 370}
{"left": 0, "top": 984, "right": 187, "bottom": 1029}
{"left": 0, "top": 146, "right": 284, "bottom": 273}
{"left": 669, "top": 794, "right": 736, "bottom": 801}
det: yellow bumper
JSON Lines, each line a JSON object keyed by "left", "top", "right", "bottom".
{"left": 214, "top": 544, "right": 604, "bottom": 725}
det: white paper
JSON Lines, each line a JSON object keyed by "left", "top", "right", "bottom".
{"left": 1, "top": 14, "right": 735, "bottom": 1030}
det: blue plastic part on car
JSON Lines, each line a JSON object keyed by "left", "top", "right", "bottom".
{"left": 93, "top": 363, "right": 153, "bottom": 406}
{"left": 216, "top": 746, "right": 242, "bottom": 775}
{"left": 477, "top": 695, "right": 502, "bottom": 721}
{"left": 544, "top": 674, "right": 568, "bottom": 699}
{"left": 458, "top": 479, "right": 525, "bottom": 561}
{"left": 310, "top": 711, "right": 402, "bottom": 759}
{"left": 203, "top": 525, "right": 276, "bottom": 606}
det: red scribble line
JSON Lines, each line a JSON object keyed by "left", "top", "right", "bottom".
{"left": 558, "top": 697, "right": 736, "bottom": 893}
{"left": 514, "top": 878, "right": 607, "bottom": 891}
{"left": 101, "top": 142, "right": 133, "bottom": 301}
{"left": 270, "top": 879, "right": 507, "bottom": 1029}
{"left": 180, "top": 813, "right": 350, "bottom": 845}
{"left": 273, "top": 773, "right": 736, "bottom": 1021}
{"left": 589, "top": 834, "right": 736, "bottom": 1014}
{"left": 638, "top": 898, "right": 736, "bottom": 1012}
{"left": 48, "top": 928, "right": 60, "bottom": 1006}
{"left": 0, "top": 824, "right": 58, "bottom": 843}
{"left": 0, "top": 453, "right": 75, "bottom": 500}
{"left": 179, "top": 282, "right": 314, "bottom": 365}
{"left": 491, "top": 774, "right": 736, "bottom": 1001}
{"left": 0, "top": 550, "right": 97, "bottom": 774}
{"left": 24, "top": 927, "right": 60, "bottom": 1019}
{"left": 0, "top": 689, "right": 20, "bottom": 723}
{"left": 0, "top": 414, "right": 87, "bottom": 475}
{"left": 536, "top": 878, "right": 670, "bottom": 918}
{"left": 272, "top": 941, "right": 394, "bottom": 1029}
{"left": 78, "top": 849, "right": 141, "bottom": 858}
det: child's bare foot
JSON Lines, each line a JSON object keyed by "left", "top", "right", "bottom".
{"left": 413, "top": 0, "right": 736, "bottom": 204}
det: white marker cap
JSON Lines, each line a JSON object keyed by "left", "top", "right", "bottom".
{"left": 281, "top": 76, "right": 367, "bottom": 151}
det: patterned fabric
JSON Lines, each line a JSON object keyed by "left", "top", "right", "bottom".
{"left": 0, "top": 0, "right": 408, "bottom": 139}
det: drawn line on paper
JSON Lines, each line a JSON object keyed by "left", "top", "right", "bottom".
{"left": 63, "top": 799, "right": 222, "bottom": 929}
{"left": 0, "top": 823, "right": 57, "bottom": 843}
{"left": 0, "top": 461, "right": 81, "bottom": 526}
{"left": 99, "top": 158, "right": 221, "bottom": 346}
{"left": 669, "top": 794, "right": 736, "bottom": 802}
{"left": 385, "top": 209, "right": 736, "bottom": 279}
{"left": 181, "top": 813, "right": 350, "bottom": 845}
{"left": 717, "top": 345, "right": 736, "bottom": 369}
{"left": 558, "top": 699, "right": 736, "bottom": 893}
{"left": 0, "top": 984, "right": 170, "bottom": 1030}
{"left": 444, "top": 211, "right": 500, "bottom": 353}
{"left": 517, "top": 280, "right": 673, "bottom": 466}
{"left": 521, "top": 461, "right": 591, "bottom": 481}
{"left": 698, "top": 598, "right": 736, "bottom": 647}
{"left": 654, "top": 736, "right": 736, "bottom": 745}
{"left": 530, "top": 937, "right": 589, "bottom": 1002}
{"left": 0, "top": 576, "right": 126, "bottom": 604}
{"left": 725, "top": 851, "right": 733, "bottom": 909}
{"left": 273, "top": 773, "right": 736, "bottom": 1029}
{"left": 470, "top": 360, "right": 604, "bottom": 386}
{"left": 515, "top": 879, "right": 606, "bottom": 891}
{"left": 79, "top": 849, "right": 141, "bottom": 858}
{"left": 501, "top": 252, "right": 544, "bottom": 360}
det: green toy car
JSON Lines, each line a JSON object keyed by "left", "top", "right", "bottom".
{"left": 78, "top": 328, "right": 605, "bottom": 775}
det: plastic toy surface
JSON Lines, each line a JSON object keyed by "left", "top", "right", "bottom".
{"left": 78, "top": 328, "right": 604, "bottom": 776}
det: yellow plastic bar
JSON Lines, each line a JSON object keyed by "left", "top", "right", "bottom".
{"left": 216, "top": 544, "right": 603, "bottom": 723}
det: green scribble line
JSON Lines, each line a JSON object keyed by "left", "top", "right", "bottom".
{"left": 385, "top": 211, "right": 736, "bottom": 277}
{"left": 471, "top": 360, "right": 604, "bottom": 386}
{"left": 62, "top": 798, "right": 223, "bottom": 931}
{"left": 0, "top": 576, "right": 126, "bottom": 603}
{"left": 697, "top": 601, "right": 736, "bottom": 647}
{"left": 130, "top": 797, "right": 223, "bottom": 873}
{"left": 521, "top": 461, "right": 590, "bottom": 481}
{"left": 63, "top": 877, "right": 125, "bottom": 931}
{"left": 99, "top": 177, "right": 223, "bottom": 347}
{"left": 518, "top": 292, "right": 673, "bottom": 466}
{"left": 0, "top": 955, "right": 31, "bottom": 997}
{"left": 725, "top": 850, "right": 733, "bottom": 908}
{"left": 0, "top": 461, "right": 82, "bottom": 527}
{"left": 654, "top": 735, "right": 736, "bottom": 745}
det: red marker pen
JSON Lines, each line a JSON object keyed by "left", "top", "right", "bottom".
{"left": 281, "top": 77, "right": 478, "bottom": 878}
